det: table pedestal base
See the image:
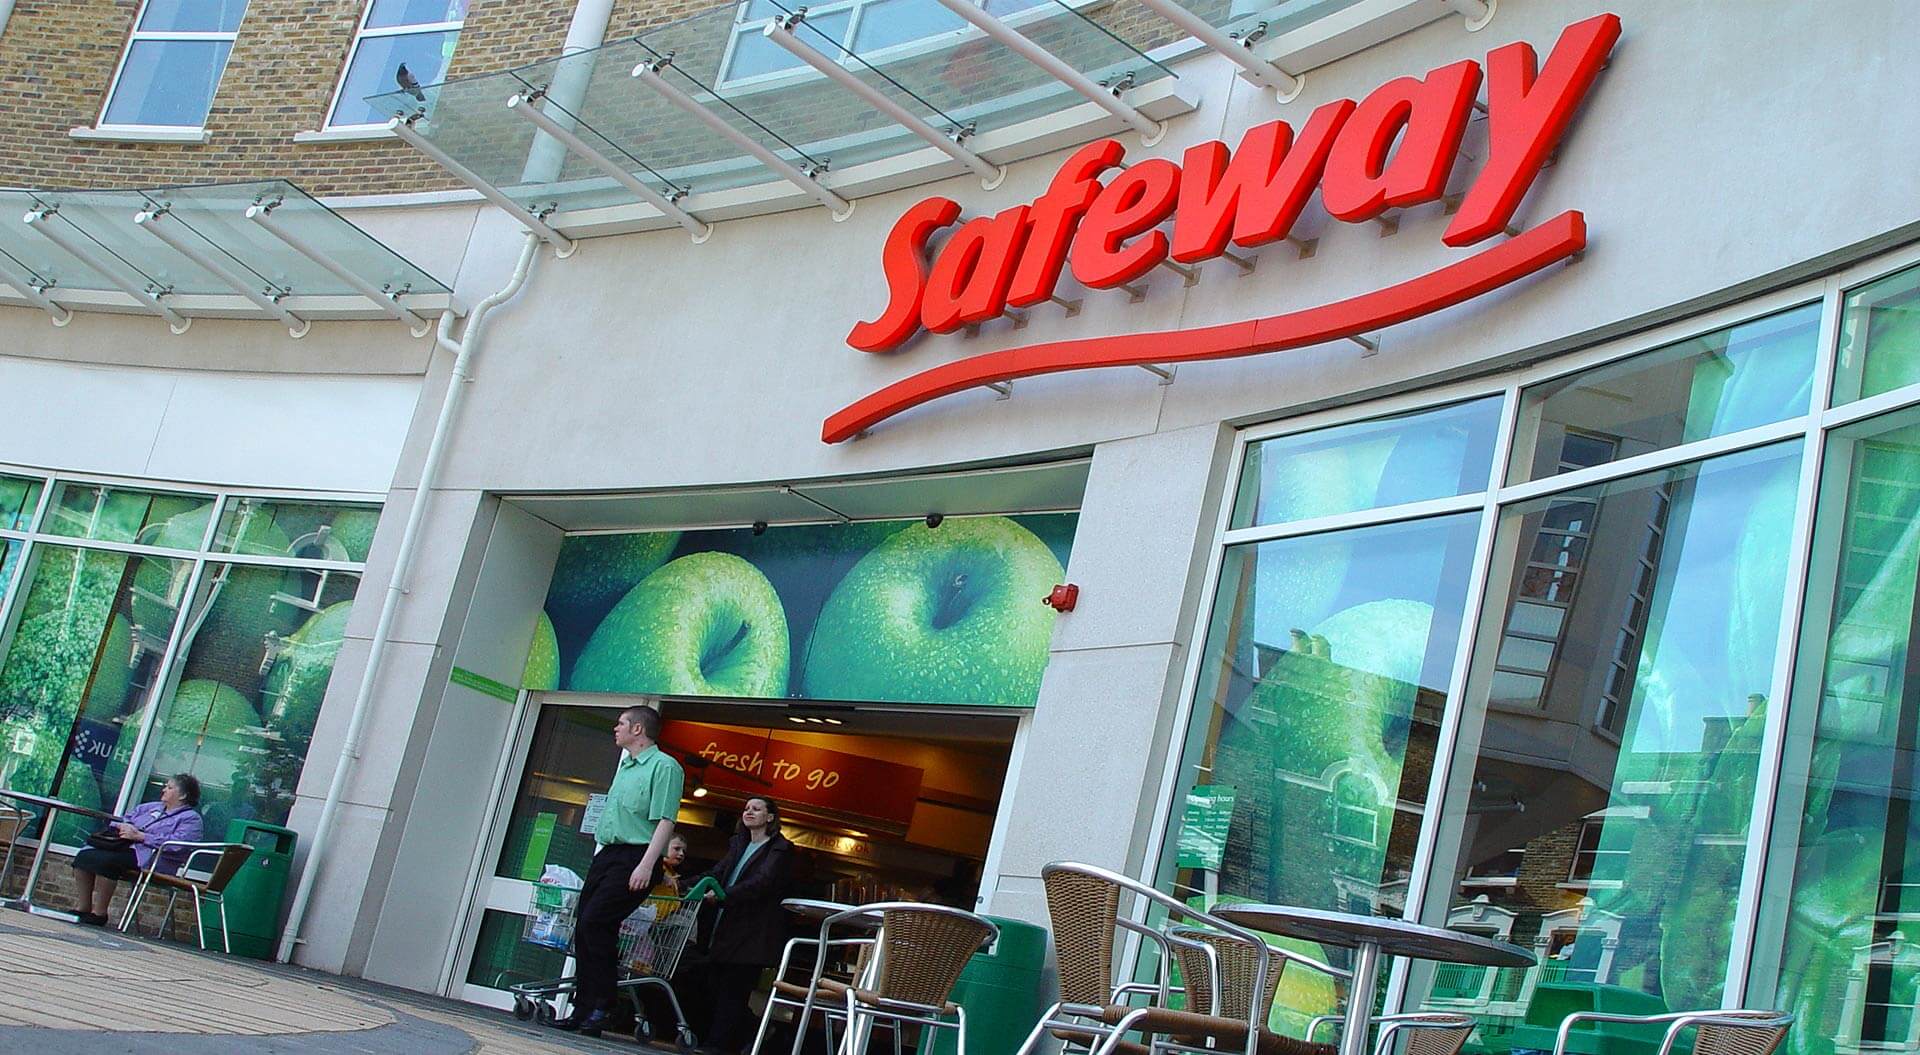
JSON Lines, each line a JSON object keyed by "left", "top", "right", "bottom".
{"left": 1339, "top": 941, "right": 1383, "bottom": 1055}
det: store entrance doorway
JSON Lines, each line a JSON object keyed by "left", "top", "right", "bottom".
{"left": 452, "top": 694, "right": 1018, "bottom": 1009}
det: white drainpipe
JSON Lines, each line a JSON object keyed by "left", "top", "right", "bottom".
{"left": 275, "top": 231, "right": 546, "bottom": 964}
{"left": 521, "top": 0, "right": 617, "bottom": 185}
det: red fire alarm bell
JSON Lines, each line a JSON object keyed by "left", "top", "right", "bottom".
{"left": 1044, "top": 584, "right": 1079, "bottom": 612}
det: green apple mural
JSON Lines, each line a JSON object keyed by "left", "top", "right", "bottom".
{"left": 522, "top": 612, "right": 560, "bottom": 691}
{"left": 541, "top": 513, "right": 1076, "bottom": 707}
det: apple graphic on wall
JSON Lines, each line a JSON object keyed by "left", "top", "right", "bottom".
{"left": 570, "top": 552, "right": 789, "bottom": 698}
{"left": 545, "top": 531, "right": 682, "bottom": 668}
{"left": 801, "top": 516, "right": 1064, "bottom": 706}
{"left": 522, "top": 611, "right": 560, "bottom": 691}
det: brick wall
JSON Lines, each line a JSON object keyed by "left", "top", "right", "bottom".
{"left": 0, "top": 0, "right": 578, "bottom": 196}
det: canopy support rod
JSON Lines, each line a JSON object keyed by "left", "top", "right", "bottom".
{"left": 631, "top": 56, "right": 853, "bottom": 219}
{"left": 928, "top": 0, "right": 1164, "bottom": 142}
{"left": 387, "top": 115, "right": 577, "bottom": 254}
{"left": 762, "top": 17, "right": 1005, "bottom": 188}
{"left": 0, "top": 259, "right": 70, "bottom": 326}
{"left": 135, "top": 206, "right": 309, "bottom": 337}
{"left": 505, "top": 92, "right": 713, "bottom": 243}
{"left": 1131, "top": 0, "right": 1301, "bottom": 100}
{"left": 23, "top": 206, "right": 188, "bottom": 333}
{"left": 246, "top": 198, "right": 433, "bottom": 336}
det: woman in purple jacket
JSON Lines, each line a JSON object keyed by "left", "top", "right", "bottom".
{"left": 69, "top": 773, "right": 205, "bottom": 926}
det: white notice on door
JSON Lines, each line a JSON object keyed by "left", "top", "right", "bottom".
{"left": 581, "top": 793, "right": 608, "bottom": 836}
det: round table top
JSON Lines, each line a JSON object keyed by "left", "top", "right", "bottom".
{"left": 0, "top": 789, "right": 123, "bottom": 823}
{"left": 1211, "top": 905, "right": 1535, "bottom": 968}
{"left": 781, "top": 899, "right": 883, "bottom": 931}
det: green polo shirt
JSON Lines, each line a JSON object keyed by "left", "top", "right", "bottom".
{"left": 596, "top": 744, "right": 684, "bottom": 848}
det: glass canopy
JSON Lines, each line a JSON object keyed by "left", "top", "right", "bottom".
{"left": 0, "top": 180, "right": 448, "bottom": 311}
{"left": 366, "top": 0, "right": 1183, "bottom": 220}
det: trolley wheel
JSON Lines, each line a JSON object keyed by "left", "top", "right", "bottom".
{"left": 636, "top": 1019, "right": 653, "bottom": 1041}
{"left": 535, "top": 1001, "right": 557, "bottom": 1026}
{"left": 677, "top": 1027, "right": 697, "bottom": 1050}
{"left": 511, "top": 996, "right": 533, "bottom": 1021}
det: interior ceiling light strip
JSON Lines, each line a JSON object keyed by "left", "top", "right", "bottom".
{"left": 762, "top": 14, "right": 1005, "bottom": 189}
{"left": 505, "top": 92, "right": 713, "bottom": 243}
{"left": 927, "top": 0, "right": 1165, "bottom": 143}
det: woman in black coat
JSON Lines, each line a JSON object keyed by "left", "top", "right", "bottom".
{"left": 694, "top": 796, "right": 795, "bottom": 1053}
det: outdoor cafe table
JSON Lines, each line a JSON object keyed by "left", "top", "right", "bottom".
{"left": 0, "top": 789, "right": 124, "bottom": 918}
{"left": 1211, "top": 904, "right": 1534, "bottom": 1055}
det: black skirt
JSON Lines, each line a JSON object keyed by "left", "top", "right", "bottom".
{"left": 72, "top": 846, "right": 140, "bottom": 881}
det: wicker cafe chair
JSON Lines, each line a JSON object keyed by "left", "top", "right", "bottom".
{"left": 0, "top": 804, "right": 32, "bottom": 896}
{"left": 1307, "top": 1013, "right": 1476, "bottom": 1055}
{"left": 1167, "top": 926, "right": 1351, "bottom": 1055}
{"left": 1549, "top": 1011, "right": 1795, "bottom": 1055}
{"left": 1019, "top": 862, "right": 1311, "bottom": 1055}
{"left": 789, "top": 902, "right": 997, "bottom": 1055}
{"left": 117, "top": 840, "right": 254, "bottom": 953}
{"left": 749, "top": 919, "right": 876, "bottom": 1055}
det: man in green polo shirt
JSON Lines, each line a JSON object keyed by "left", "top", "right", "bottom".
{"left": 557, "top": 703, "right": 684, "bottom": 1037}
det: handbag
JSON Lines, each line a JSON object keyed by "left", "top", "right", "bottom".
{"left": 84, "top": 828, "right": 136, "bottom": 852}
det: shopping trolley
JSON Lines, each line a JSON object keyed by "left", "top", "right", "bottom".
{"left": 509, "top": 878, "right": 710, "bottom": 1047}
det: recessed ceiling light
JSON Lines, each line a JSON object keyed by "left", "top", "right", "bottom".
{"left": 692, "top": 787, "right": 708, "bottom": 798}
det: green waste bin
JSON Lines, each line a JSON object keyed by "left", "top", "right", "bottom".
{"left": 219, "top": 819, "right": 297, "bottom": 959}
{"left": 920, "top": 915, "right": 1048, "bottom": 1055}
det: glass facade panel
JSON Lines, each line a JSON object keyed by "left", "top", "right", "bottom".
{"left": 43, "top": 483, "right": 212, "bottom": 545}
{"left": 332, "top": 27, "right": 461, "bottom": 127}
{"left": 466, "top": 908, "right": 566, "bottom": 991}
{"left": 493, "top": 706, "right": 622, "bottom": 883}
{"left": 0, "top": 475, "right": 43, "bottom": 531}
{"left": 1510, "top": 305, "right": 1820, "bottom": 484}
{"left": 134, "top": 564, "right": 358, "bottom": 834}
{"left": 1159, "top": 512, "right": 1481, "bottom": 928}
{"left": 1753, "top": 406, "right": 1920, "bottom": 1055}
{"left": 214, "top": 498, "right": 381, "bottom": 564}
{"left": 1421, "top": 441, "right": 1804, "bottom": 1041}
{"left": 1835, "top": 262, "right": 1920, "bottom": 406}
{"left": 0, "top": 545, "right": 189, "bottom": 844}
{"left": 1232, "top": 398, "right": 1501, "bottom": 529}
{"left": 101, "top": 39, "right": 236, "bottom": 127}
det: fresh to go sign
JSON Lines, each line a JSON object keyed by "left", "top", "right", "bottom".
{"left": 824, "top": 14, "right": 1620, "bottom": 443}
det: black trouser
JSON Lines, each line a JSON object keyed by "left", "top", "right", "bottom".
{"left": 704, "top": 961, "right": 767, "bottom": 1053}
{"left": 572, "top": 843, "right": 652, "bottom": 1015}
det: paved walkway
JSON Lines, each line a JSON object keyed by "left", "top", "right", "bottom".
{"left": 0, "top": 909, "right": 663, "bottom": 1054}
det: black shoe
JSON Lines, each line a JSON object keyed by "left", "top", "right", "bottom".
{"left": 560, "top": 1009, "right": 611, "bottom": 1038}
{"left": 72, "top": 912, "right": 108, "bottom": 927}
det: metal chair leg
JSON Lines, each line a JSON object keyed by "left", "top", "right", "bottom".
{"left": 164, "top": 890, "right": 181, "bottom": 940}
{"left": 192, "top": 888, "right": 207, "bottom": 950}
{"left": 216, "top": 896, "right": 231, "bottom": 955}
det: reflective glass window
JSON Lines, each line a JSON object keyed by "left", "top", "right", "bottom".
{"left": 1158, "top": 512, "right": 1481, "bottom": 1029}
{"left": 43, "top": 483, "right": 212, "bottom": 545}
{"left": 0, "top": 545, "right": 189, "bottom": 844}
{"left": 1834, "top": 262, "right": 1920, "bottom": 406}
{"left": 1510, "top": 305, "right": 1820, "bottom": 484}
{"left": 328, "top": 0, "right": 464, "bottom": 127}
{"left": 134, "top": 564, "right": 358, "bottom": 833}
{"left": 493, "top": 706, "right": 622, "bottom": 883}
{"left": 1421, "top": 441, "right": 1804, "bottom": 1036}
{"left": 1753, "top": 406, "right": 1920, "bottom": 1055}
{"left": 99, "top": 1, "right": 248, "bottom": 128}
{"left": 1232, "top": 398, "right": 1502, "bottom": 529}
{"left": 214, "top": 498, "right": 381, "bottom": 564}
{"left": 0, "top": 475, "right": 43, "bottom": 532}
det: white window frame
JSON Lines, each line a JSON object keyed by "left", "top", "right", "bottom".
{"left": 96, "top": 0, "right": 249, "bottom": 133}
{"left": 323, "top": 0, "right": 467, "bottom": 131}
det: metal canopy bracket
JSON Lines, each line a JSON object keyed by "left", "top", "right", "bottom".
{"left": 928, "top": 0, "right": 1165, "bottom": 143}
{"left": 0, "top": 258, "right": 70, "bottom": 325}
{"left": 1132, "top": 0, "right": 1302, "bottom": 101}
{"left": 1445, "top": 0, "right": 1496, "bottom": 31}
{"left": 245, "top": 197, "right": 433, "bottom": 336}
{"left": 762, "top": 15, "right": 1005, "bottom": 189}
{"left": 23, "top": 206, "right": 189, "bottom": 333}
{"left": 387, "top": 115, "right": 578, "bottom": 254}
{"left": 135, "top": 205, "right": 309, "bottom": 338}
{"left": 631, "top": 55, "right": 854, "bottom": 220}
{"left": 505, "top": 92, "right": 714, "bottom": 243}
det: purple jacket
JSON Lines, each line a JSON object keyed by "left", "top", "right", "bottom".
{"left": 124, "top": 802, "right": 205, "bottom": 874}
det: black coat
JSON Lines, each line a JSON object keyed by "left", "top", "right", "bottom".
{"left": 696, "top": 830, "right": 795, "bottom": 966}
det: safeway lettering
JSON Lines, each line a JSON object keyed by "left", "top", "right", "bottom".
{"left": 847, "top": 13, "right": 1620, "bottom": 354}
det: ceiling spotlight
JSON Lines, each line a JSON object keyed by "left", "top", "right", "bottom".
{"left": 752, "top": 520, "right": 768, "bottom": 536}
{"left": 692, "top": 787, "right": 709, "bottom": 798}
{"left": 925, "top": 513, "right": 944, "bottom": 529}
{"left": 822, "top": 717, "right": 843, "bottom": 725}
{"left": 787, "top": 716, "right": 808, "bottom": 724}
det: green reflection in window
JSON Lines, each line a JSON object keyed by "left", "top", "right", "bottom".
{"left": 1233, "top": 398, "right": 1501, "bottom": 528}
{"left": 134, "top": 563, "right": 358, "bottom": 834}
{"left": 0, "top": 545, "right": 188, "bottom": 844}
{"left": 466, "top": 908, "right": 566, "bottom": 991}
{"left": 1510, "top": 304, "right": 1819, "bottom": 484}
{"left": 1427, "top": 441, "right": 1802, "bottom": 1043}
{"left": 1163, "top": 510, "right": 1479, "bottom": 929}
{"left": 214, "top": 498, "right": 380, "bottom": 564}
{"left": 1834, "top": 262, "right": 1920, "bottom": 406}
{"left": 0, "top": 476, "right": 43, "bottom": 531}
{"left": 44, "top": 482, "right": 212, "bottom": 545}
{"left": 1754, "top": 406, "right": 1920, "bottom": 1055}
